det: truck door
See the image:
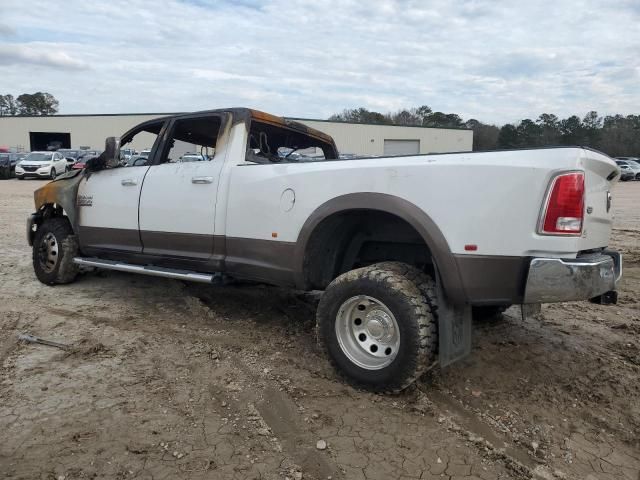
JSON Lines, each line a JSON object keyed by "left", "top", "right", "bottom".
{"left": 137, "top": 113, "right": 226, "bottom": 263}
{"left": 77, "top": 119, "right": 166, "bottom": 254}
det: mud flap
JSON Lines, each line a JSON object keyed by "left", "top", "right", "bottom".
{"left": 520, "top": 303, "right": 542, "bottom": 320}
{"left": 436, "top": 275, "right": 472, "bottom": 367}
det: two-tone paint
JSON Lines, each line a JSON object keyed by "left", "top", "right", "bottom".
{"left": 32, "top": 108, "right": 621, "bottom": 306}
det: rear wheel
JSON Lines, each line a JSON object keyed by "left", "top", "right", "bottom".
{"left": 317, "top": 263, "right": 437, "bottom": 393}
{"left": 32, "top": 217, "right": 79, "bottom": 285}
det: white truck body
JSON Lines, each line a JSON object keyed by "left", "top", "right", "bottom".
{"left": 28, "top": 108, "right": 622, "bottom": 391}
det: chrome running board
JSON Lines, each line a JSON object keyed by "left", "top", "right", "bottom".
{"left": 73, "top": 257, "right": 214, "bottom": 283}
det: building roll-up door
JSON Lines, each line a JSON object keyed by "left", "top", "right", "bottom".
{"left": 383, "top": 139, "right": 420, "bottom": 156}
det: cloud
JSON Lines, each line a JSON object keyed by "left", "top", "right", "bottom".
{"left": 0, "top": 24, "right": 14, "bottom": 37}
{"left": 0, "top": 0, "right": 637, "bottom": 123}
{"left": 0, "top": 44, "right": 88, "bottom": 70}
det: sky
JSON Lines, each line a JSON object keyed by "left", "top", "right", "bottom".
{"left": 0, "top": 0, "right": 638, "bottom": 124}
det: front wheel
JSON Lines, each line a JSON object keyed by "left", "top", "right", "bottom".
{"left": 49, "top": 168, "right": 56, "bottom": 180}
{"left": 32, "top": 217, "right": 79, "bottom": 285}
{"left": 317, "top": 264, "right": 437, "bottom": 393}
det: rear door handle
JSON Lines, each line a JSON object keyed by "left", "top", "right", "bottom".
{"left": 192, "top": 176, "right": 214, "bottom": 184}
{"left": 121, "top": 178, "right": 137, "bottom": 186}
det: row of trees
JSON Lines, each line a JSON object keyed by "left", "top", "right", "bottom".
{"left": 328, "top": 106, "right": 640, "bottom": 157}
{"left": 0, "top": 92, "right": 59, "bottom": 116}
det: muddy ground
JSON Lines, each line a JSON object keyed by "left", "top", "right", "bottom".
{"left": 0, "top": 179, "right": 638, "bottom": 480}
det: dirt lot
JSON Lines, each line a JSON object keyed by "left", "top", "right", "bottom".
{"left": 0, "top": 179, "right": 638, "bottom": 480}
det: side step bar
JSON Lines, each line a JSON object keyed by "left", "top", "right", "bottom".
{"left": 73, "top": 257, "right": 214, "bottom": 284}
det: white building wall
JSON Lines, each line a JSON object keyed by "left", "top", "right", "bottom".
{"left": 293, "top": 119, "right": 473, "bottom": 156}
{"left": 0, "top": 114, "right": 473, "bottom": 155}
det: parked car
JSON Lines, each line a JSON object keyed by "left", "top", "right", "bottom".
{"left": 119, "top": 148, "right": 137, "bottom": 165}
{"left": 0, "top": 153, "right": 13, "bottom": 179}
{"left": 15, "top": 151, "right": 68, "bottom": 179}
{"left": 615, "top": 160, "right": 640, "bottom": 180}
{"left": 125, "top": 155, "right": 149, "bottom": 167}
{"left": 619, "top": 165, "right": 636, "bottom": 181}
{"left": 177, "top": 153, "right": 207, "bottom": 162}
{"left": 58, "top": 149, "right": 85, "bottom": 166}
{"left": 0, "top": 152, "right": 26, "bottom": 179}
{"left": 26, "top": 108, "right": 622, "bottom": 393}
{"left": 71, "top": 151, "right": 102, "bottom": 170}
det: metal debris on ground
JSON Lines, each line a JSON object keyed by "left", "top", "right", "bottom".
{"left": 18, "top": 333, "right": 70, "bottom": 351}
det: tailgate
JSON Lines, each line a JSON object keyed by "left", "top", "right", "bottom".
{"left": 580, "top": 149, "right": 619, "bottom": 251}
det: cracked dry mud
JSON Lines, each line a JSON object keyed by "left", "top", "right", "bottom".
{"left": 1, "top": 180, "right": 638, "bottom": 480}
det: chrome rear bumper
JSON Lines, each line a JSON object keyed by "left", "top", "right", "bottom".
{"left": 523, "top": 251, "right": 621, "bottom": 304}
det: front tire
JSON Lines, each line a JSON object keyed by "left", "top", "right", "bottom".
{"left": 32, "top": 217, "right": 79, "bottom": 285}
{"left": 317, "top": 264, "right": 437, "bottom": 393}
{"left": 49, "top": 168, "right": 56, "bottom": 180}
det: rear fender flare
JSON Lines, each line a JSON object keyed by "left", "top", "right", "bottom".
{"left": 293, "top": 192, "right": 467, "bottom": 304}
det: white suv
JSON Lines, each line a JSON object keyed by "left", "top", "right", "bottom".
{"left": 15, "top": 151, "right": 68, "bottom": 180}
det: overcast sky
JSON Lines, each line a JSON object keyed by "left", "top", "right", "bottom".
{"left": 0, "top": 0, "right": 638, "bottom": 124}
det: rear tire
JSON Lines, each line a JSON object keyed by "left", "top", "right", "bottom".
{"left": 32, "top": 217, "right": 79, "bottom": 285}
{"left": 317, "top": 263, "right": 437, "bottom": 393}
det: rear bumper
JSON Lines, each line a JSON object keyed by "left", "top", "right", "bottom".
{"left": 523, "top": 251, "right": 621, "bottom": 303}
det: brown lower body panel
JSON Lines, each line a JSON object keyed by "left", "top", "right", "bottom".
{"left": 140, "top": 230, "right": 214, "bottom": 259}
{"left": 78, "top": 226, "right": 529, "bottom": 303}
{"left": 454, "top": 254, "right": 529, "bottom": 305}
{"left": 79, "top": 226, "right": 142, "bottom": 252}
{"left": 224, "top": 236, "right": 296, "bottom": 287}
{"left": 78, "top": 228, "right": 297, "bottom": 287}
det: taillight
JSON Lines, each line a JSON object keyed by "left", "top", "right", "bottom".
{"left": 539, "top": 172, "right": 584, "bottom": 235}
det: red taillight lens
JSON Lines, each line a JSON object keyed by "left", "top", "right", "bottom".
{"left": 540, "top": 172, "right": 584, "bottom": 235}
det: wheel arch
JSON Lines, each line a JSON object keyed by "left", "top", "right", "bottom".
{"left": 33, "top": 171, "right": 84, "bottom": 232}
{"left": 293, "top": 193, "right": 467, "bottom": 304}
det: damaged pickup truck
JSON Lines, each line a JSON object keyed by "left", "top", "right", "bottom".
{"left": 27, "top": 108, "right": 623, "bottom": 392}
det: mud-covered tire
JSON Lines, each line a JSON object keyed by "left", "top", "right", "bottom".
{"left": 32, "top": 217, "right": 79, "bottom": 285}
{"left": 317, "top": 263, "right": 438, "bottom": 393}
{"left": 373, "top": 262, "right": 439, "bottom": 322}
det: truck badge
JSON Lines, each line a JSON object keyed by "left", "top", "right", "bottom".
{"left": 77, "top": 194, "right": 93, "bottom": 207}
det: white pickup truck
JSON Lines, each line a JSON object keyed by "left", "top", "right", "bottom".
{"left": 27, "top": 108, "right": 622, "bottom": 392}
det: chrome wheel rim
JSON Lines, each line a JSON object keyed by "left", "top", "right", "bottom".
{"left": 38, "top": 232, "right": 59, "bottom": 273}
{"left": 335, "top": 295, "right": 400, "bottom": 370}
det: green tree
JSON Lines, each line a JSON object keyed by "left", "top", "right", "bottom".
{"left": 559, "top": 115, "right": 584, "bottom": 145}
{"left": 516, "top": 119, "right": 543, "bottom": 146}
{"left": 16, "top": 92, "right": 59, "bottom": 115}
{"left": 581, "top": 111, "right": 602, "bottom": 146}
{"left": 498, "top": 124, "right": 519, "bottom": 148}
{"left": 536, "top": 113, "right": 561, "bottom": 145}
{"left": 465, "top": 119, "right": 499, "bottom": 150}
{"left": 328, "top": 108, "right": 389, "bottom": 124}
{"left": 423, "top": 112, "right": 464, "bottom": 128}
{"left": 0, "top": 94, "right": 19, "bottom": 116}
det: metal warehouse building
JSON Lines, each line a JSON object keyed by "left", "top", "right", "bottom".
{"left": 0, "top": 113, "right": 472, "bottom": 156}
